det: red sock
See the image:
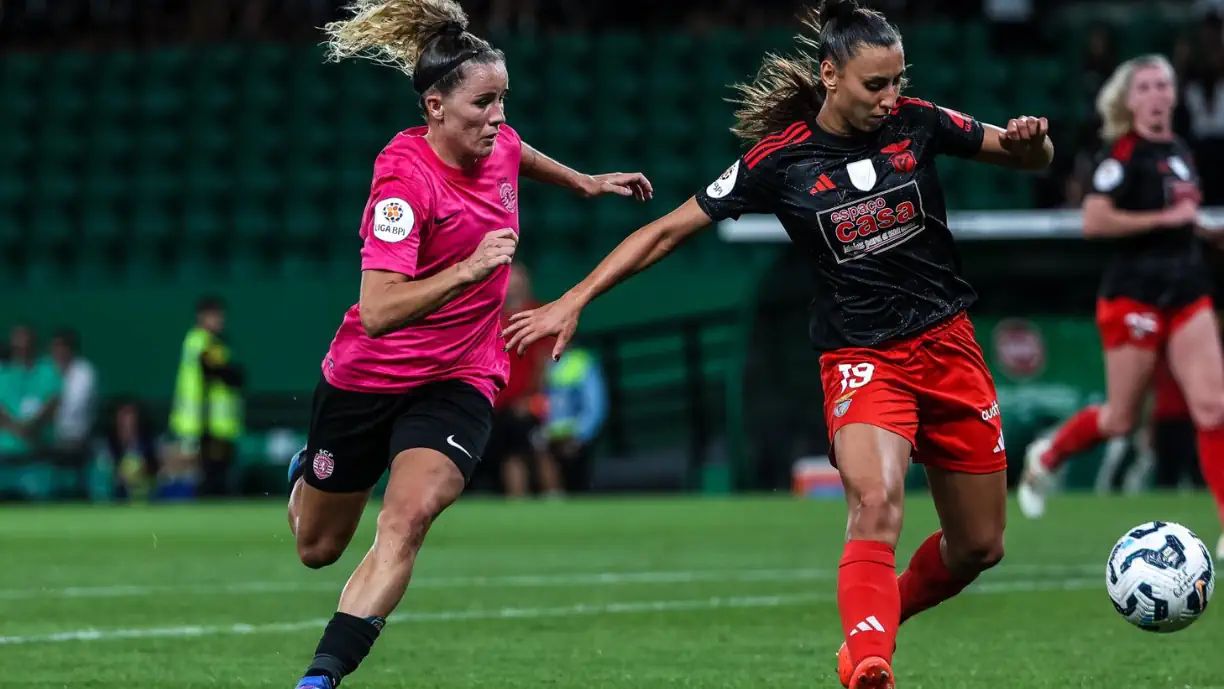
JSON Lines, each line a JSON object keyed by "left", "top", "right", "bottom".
{"left": 1196, "top": 426, "right": 1224, "bottom": 527}
{"left": 1041, "top": 406, "right": 1104, "bottom": 471}
{"left": 838, "top": 540, "right": 899, "bottom": 667}
{"left": 897, "top": 530, "right": 976, "bottom": 624}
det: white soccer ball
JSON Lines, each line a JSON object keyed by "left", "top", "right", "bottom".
{"left": 1106, "top": 521, "right": 1214, "bottom": 633}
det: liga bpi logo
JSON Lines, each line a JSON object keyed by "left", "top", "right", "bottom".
{"left": 312, "top": 449, "right": 335, "bottom": 480}
{"left": 373, "top": 197, "right": 413, "bottom": 243}
{"left": 498, "top": 178, "right": 517, "bottom": 213}
{"left": 383, "top": 201, "right": 404, "bottom": 223}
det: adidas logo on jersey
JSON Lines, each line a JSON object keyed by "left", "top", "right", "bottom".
{"left": 848, "top": 616, "right": 887, "bottom": 636}
{"left": 994, "top": 434, "right": 1006, "bottom": 454}
{"left": 810, "top": 174, "right": 836, "bottom": 194}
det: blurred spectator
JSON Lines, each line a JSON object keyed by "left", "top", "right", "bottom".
{"left": 169, "top": 296, "right": 245, "bottom": 498}
{"left": 0, "top": 325, "right": 62, "bottom": 458}
{"left": 1081, "top": 23, "right": 1118, "bottom": 102}
{"left": 487, "top": 266, "right": 562, "bottom": 498}
{"left": 545, "top": 348, "right": 608, "bottom": 493}
{"left": 1183, "top": 10, "right": 1224, "bottom": 204}
{"left": 49, "top": 328, "right": 97, "bottom": 452}
{"left": 102, "top": 399, "right": 161, "bottom": 500}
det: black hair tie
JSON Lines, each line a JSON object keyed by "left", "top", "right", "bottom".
{"left": 413, "top": 22, "right": 480, "bottom": 95}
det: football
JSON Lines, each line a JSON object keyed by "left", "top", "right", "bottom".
{"left": 1106, "top": 521, "right": 1214, "bottom": 633}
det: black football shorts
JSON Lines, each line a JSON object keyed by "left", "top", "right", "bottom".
{"left": 298, "top": 377, "right": 493, "bottom": 493}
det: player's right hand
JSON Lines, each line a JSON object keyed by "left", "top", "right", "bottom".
{"left": 1162, "top": 199, "right": 1200, "bottom": 228}
{"left": 459, "top": 228, "right": 517, "bottom": 283}
{"left": 501, "top": 294, "right": 582, "bottom": 361}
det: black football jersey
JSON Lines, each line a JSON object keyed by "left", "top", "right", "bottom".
{"left": 696, "top": 97, "right": 985, "bottom": 351}
{"left": 1088, "top": 133, "right": 1209, "bottom": 308}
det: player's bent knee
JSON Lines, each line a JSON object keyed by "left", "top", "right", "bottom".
{"left": 374, "top": 502, "right": 437, "bottom": 561}
{"left": 1188, "top": 394, "right": 1224, "bottom": 431}
{"left": 1097, "top": 405, "right": 1135, "bottom": 437}
{"left": 947, "top": 534, "right": 1004, "bottom": 573}
{"left": 846, "top": 486, "right": 904, "bottom": 543}
{"left": 297, "top": 536, "right": 347, "bottom": 570}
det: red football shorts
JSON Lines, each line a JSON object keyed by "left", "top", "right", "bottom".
{"left": 1095, "top": 296, "right": 1213, "bottom": 351}
{"left": 819, "top": 313, "right": 1006, "bottom": 474}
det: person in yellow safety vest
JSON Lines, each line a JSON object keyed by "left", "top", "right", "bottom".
{"left": 169, "top": 296, "right": 244, "bottom": 497}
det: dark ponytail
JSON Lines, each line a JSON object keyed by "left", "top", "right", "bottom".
{"left": 730, "top": 0, "right": 903, "bottom": 142}
{"left": 324, "top": 0, "right": 504, "bottom": 101}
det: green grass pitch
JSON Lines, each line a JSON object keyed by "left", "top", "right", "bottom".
{"left": 0, "top": 492, "right": 1218, "bottom": 688}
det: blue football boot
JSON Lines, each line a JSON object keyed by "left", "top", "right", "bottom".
{"left": 288, "top": 446, "right": 308, "bottom": 487}
{"left": 294, "top": 676, "right": 334, "bottom": 689}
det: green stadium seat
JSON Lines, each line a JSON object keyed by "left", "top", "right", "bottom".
{"left": 225, "top": 247, "right": 264, "bottom": 282}
{"left": 173, "top": 249, "right": 215, "bottom": 285}
{"left": 36, "top": 122, "right": 81, "bottom": 161}
{"left": 132, "top": 161, "right": 178, "bottom": 204}
{"left": 283, "top": 198, "right": 325, "bottom": 241}
{"left": 183, "top": 206, "right": 224, "bottom": 241}
{"left": 87, "top": 205, "right": 124, "bottom": 245}
{"left": 233, "top": 155, "right": 282, "bottom": 198}
{"left": 0, "top": 207, "right": 21, "bottom": 246}
{"left": 273, "top": 252, "right": 321, "bottom": 281}
{"left": 131, "top": 203, "right": 173, "bottom": 241}
{"left": 234, "top": 202, "right": 276, "bottom": 241}
{"left": 119, "top": 243, "right": 167, "bottom": 284}
{"left": 73, "top": 250, "right": 118, "bottom": 287}
{"left": 24, "top": 253, "right": 69, "bottom": 287}
{"left": 88, "top": 120, "right": 136, "bottom": 159}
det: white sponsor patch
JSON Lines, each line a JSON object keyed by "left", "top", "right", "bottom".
{"left": 372, "top": 197, "right": 414, "bottom": 243}
{"left": 1093, "top": 158, "right": 1124, "bottom": 192}
{"left": 846, "top": 159, "right": 877, "bottom": 191}
{"left": 706, "top": 160, "right": 740, "bottom": 199}
{"left": 1169, "top": 156, "right": 1191, "bottom": 181}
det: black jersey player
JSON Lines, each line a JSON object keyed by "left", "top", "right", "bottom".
{"left": 502, "top": 1, "right": 1052, "bottom": 687}
{"left": 1019, "top": 55, "right": 1224, "bottom": 561}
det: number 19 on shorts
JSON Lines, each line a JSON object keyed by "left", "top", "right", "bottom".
{"left": 838, "top": 363, "right": 875, "bottom": 393}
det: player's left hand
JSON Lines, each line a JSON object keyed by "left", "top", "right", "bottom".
{"left": 1001, "top": 115, "right": 1049, "bottom": 152}
{"left": 502, "top": 295, "right": 583, "bottom": 361}
{"left": 586, "top": 172, "right": 654, "bottom": 202}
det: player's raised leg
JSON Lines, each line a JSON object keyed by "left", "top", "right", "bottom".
{"left": 1019, "top": 336, "right": 1157, "bottom": 518}
{"left": 296, "top": 448, "right": 464, "bottom": 688}
{"left": 834, "top": 423, "right": 909, "bottom": 689}
{"left": 1165, "top": 302, "right": 1224, "bottom": 559}
{"left": 907, "top": 466, "right": 1006, "bottom": 614}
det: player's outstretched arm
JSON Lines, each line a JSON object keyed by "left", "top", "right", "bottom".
{"left": 521, "top": 142, "right": 653, "bottom": 201}
{"left": 360, "top": 229, "right": 517, "bottom": 338}
{"left": 1083, "top": 195, "right": 1196, "bottom": 238}
{"left": 973, "top": 116, "right": 1054, "bottom": 171}
{"left": 501, "top": 198, "right": 711, "bottom": 359}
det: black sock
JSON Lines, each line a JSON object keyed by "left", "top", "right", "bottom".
{"left": 304, "top": 613, "right": 386, "bottom": 685}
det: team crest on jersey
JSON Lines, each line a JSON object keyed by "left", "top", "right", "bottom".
{"left": 846, "top": 159, "right": 878, "bottom": 191}
{"left": 498, "top": 177, "right": 517, "bottom": 213}
{"left": 834, "top": 398, "right": 852, "bottom": 418}
{"left": 1169, "top": 156, "right": 1192, "bottom": 181}
{"left": 312, "top": 450, "right": 335, "bottom": 479}
{"left": 882, "top": 140, "right": 916, "bottom": 174}
{"left": 817, "top": 180, "right": 926, "bottom": 264}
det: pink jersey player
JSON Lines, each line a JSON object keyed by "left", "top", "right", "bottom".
{"left": 283, "top": 4, "right": 653, "bottom": 689}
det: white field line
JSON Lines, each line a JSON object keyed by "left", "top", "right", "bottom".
{"left": 0, "top": 576, "right": 1101, "bottom": 646}
{"left": 0, "top": 563, "right": 1103, "bottom": 601}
